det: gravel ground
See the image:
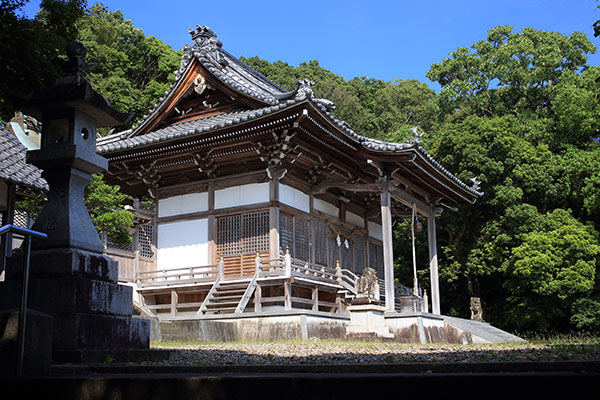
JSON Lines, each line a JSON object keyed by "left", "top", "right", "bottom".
{"left": 151, "top": 340, "right": 600, "bottom": 365}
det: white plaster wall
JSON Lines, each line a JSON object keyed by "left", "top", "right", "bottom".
{"left": 346, "top": 211, "right": 365, "bottom": 228}
{"left": 158, "top": 192, "right": 208, "bottom": 218}
{"left": 313, "top": 198, "right": 339, "bottom": 218}
{"left": 157, "top": 218, "right": 209, "bottom": 270}
{"left": 215, "top": 182, "right": 269, "bottom": 209}
{"left": 368, "top": 221, "right": 383, "bottom": 241}
{"left": 279, "top": 184, "right": 310, "bottom": 213}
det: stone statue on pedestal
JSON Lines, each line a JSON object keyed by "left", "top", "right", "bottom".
{"left": 353, "top": 267, "right": 380, "bottom": 305}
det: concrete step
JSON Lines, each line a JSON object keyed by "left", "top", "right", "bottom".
{"left": 442, "top": 316, "right": 525, "bottom": 343}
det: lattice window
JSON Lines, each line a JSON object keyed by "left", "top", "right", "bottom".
{"left": 313, "top": 218, "right": 342, "bottom": 269}
{"left": 280, "top": 213, "right": 294, "bottom": 255}
{"left": 106, "top": 233, "right": 134, "bottom": 252}
{"left": 217, "top": 211, "right": 269, "bottom": 257}
{"left": 369, "top": 241, "right": 384, "bottom": 279}
{"left": 313, "top": 218, "right": 328, "bottom": 266}
{"left": 280, "top": 213, "right": 309, "bottom": 261}
{"left": 242, "top": 211, "right": 269, "bottom": 254}
{"left": 137, "top": 224, "right": 154, "bottom": 260}
{"left": 216, "top": 214, "right": 241, "bottom": 256}
{"left": 295, "top": 218, "right": 310, "bottom": 262}
{"left": 13, "top": 210, "right": 30, "bottom": 228}
{"left": 342, "top": 233, "right": 366, "bottom": 274}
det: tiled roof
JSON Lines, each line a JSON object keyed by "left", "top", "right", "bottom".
{"left": 98, "top": 25, "right": 481, "bottom": 199}
{"left": 0, "top": 123, "right": 47, "bottom": 192}
{"left": 98, "top": 101, "right": 300, "bottom": 154}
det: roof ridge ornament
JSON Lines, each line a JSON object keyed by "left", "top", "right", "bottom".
{"left": 410, "top": 126, "right": 424, "bottom": 145}
{"left": 189, "top": 25, "right": 228, "bottom": 67}
{"left": 470, "top": 177, "right": 482, "bottom": 192}
{"left": 295, "top": 78, "right": 315, "bottom": 100}
{"left": 189, "top": 25, "right": 222, "bottom": 51}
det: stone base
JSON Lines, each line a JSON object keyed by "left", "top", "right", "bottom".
{"left": 345, "top": 305, "right": 394, "bottom": 339}
{"left": 0, "top": 309, "right": 53, "bottom": 376}
{"left": 6, "top": 247, "right": 118, "bottom": 282}
{"left": 0, "top": 247, "right": 150, "bottom": 363}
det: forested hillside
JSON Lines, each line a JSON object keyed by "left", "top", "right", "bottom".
{"left": 2, "top": 0, "right": 599, "bottom": 334}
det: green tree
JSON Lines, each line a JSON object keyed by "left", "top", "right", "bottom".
{"left": 501, "top": 209, "right": 599, "bottom": 330}
{"left": 75, "top": 3, "right": 181, "bottom": 129}
{"left": 0, "top": 0, "right": 87, "bottom": 120}
{"left": 427, "top": 26, "right": 600, "bottom": 331}
{"left": 17, "top": 174, "right": 133, "bottom": 247}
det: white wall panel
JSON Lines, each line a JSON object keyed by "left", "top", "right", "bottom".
{"left": 158, "top": 192, "right": 208, "bottom": 218}
{"left": 346, "top": 211, "right": 365, "bottom": 228}
{"left": 368, "top": 221, "right": 383, "bottom": 241}
{"left": 157, "top": 218, "right": 209, "bottom": 269}
{"left": 215, "top": 182, "right": 269, "bottom": 209}
{"left": 313, "top": 198, "right": 339, "bottom": 218}
{"left": 279, "top": 184, "right": 310, "bottom": 213}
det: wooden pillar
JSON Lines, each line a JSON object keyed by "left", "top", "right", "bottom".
{"left": 208, "top": 181, "right": 215, "bottom": 263}
{"left": 380, "top": 190, "right": 395, "bottom": 311}
{"left": 269, "top": 174, "right": 280, "bottom": 259}
{"left": 312, "top": 287, "right": 318, "bottom": 311}
{"left": 284, "top": 281, "right": 291, "bottom": 310}
{"left": 170, "top": 290, "right": 178, "bottom": 317}
{"left": 427, "top": 215, "right": 440, "bottom": 314}
{"left": 254, "top": 284, "right": 262, "bottom": 312}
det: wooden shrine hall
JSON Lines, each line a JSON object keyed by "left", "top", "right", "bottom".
{"left": 97, "top": 25, "right": 482, "bottom": 321}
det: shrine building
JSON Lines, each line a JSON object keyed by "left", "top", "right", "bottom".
{"left": 96, "top": 26, "right": 482, "bottom": 335}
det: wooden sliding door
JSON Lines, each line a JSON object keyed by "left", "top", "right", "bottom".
{"left": 216, "top": 210, "right": 269, "bottom": 277}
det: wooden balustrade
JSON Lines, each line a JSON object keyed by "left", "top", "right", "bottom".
{"left": 135, "top": 263, "right": 219, "bottom": 287}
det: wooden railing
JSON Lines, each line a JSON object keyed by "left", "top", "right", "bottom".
{"left": 340, "top": 268, "right": 359, "bottom": 295}
{"left": 105, "top": 247, "right": 154, "bottom": 282}
{"left": 136, "top": 263, "right": 219, "bottom": 287}
{"left": 289, "top": 258, "right": 340, "bottom": 284}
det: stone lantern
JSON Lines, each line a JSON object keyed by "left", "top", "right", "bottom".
{"left": 17, "top": 40, "right": 128, "bottom": 253}
{"left": 4, "top": 40, "right": 149, "bottom": 364}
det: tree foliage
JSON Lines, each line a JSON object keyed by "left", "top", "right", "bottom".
{"left": 76, "top": 3, "right": 181, "bottom": 129}
{"left": 0, "top": 0, "right": 86, "bottom": 120}
{"left": 3, "top": 1, "right": 600, "bottom": 333}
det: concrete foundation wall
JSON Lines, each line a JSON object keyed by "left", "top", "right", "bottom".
{"left": 157, "top": 311, "right": 500, "bottom": 344}
{"left": 161, "top": 312, "right": 349, "bottom": 342}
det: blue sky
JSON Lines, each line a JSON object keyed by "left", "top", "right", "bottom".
{"left": 24, "top": 0, "right": 600, "bottom": 91}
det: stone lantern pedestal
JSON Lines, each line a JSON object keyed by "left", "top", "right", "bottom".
{"left": 0, "top": 41, "right": 149, "bottom": 366}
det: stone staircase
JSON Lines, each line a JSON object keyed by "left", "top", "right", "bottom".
{"left": 202, "top": 279, "right": 253, "bottom": 315}
{"left": 442, "top": 316, "right": 525, "bottom": 343}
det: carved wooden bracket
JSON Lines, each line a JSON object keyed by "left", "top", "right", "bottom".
{"left": 110, "top": 161, "right": 162, "bottom": 198}
{"left": 193, "top": 149, "right": 218, "bottom": 178}
{"left": 255, "top": 129, "right": 298, "bottom": 171}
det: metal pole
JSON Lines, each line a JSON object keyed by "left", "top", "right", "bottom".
{"left": 16, "top": 235, "right": 31, "bottom": 377}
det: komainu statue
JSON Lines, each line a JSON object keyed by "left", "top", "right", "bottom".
{"left": 353, "top": 268, "right": 380, "bottom": 305}
{"left": 470, "top": 297, "right": 484, "bottom": 321}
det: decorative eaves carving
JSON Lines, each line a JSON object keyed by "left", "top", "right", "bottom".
{"left": 193, "top": 150, "right": 218, "bottom": 178}
{"left": 110, "top": 161, "right": 162, "bottom": 199}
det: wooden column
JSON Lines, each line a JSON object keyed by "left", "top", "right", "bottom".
{"left": 427, "top": 215, "right": 440, "bottom": 314}
{"left": 170, "top": 290, "right": 178, "bottom": 317}
{"left": 254, "top": 284, "right": 262, "bottom": 312}
{"left": 269, "top": 174, "right": 280, "bottom": 260}
{"left": 380, "top": 190, "right": 395, "bottom": 311}
{"left": 207, "top": 181, "right": 216, "bottom": 263}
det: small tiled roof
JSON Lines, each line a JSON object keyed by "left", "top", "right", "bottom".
{"left": 0, "top": 123, "right": 47, "bottom": 193}
{"left": 98, "top": 101, "right": 300, "bottom": 154}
